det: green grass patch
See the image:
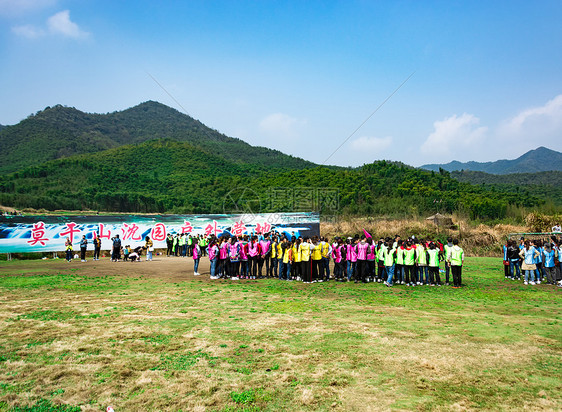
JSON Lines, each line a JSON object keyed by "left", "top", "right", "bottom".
{"left": 0, "top": 257, "right": 560, "bottom": 410}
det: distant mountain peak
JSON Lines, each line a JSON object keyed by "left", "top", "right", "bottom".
{"left": 421, "top": 147, "right": 562, "bottom": 174}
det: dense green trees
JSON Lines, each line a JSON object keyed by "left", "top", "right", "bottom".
{"left": 0, "top": 139, "right": 555, "bottom": 221}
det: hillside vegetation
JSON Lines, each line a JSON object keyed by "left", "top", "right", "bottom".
{"left": 0, "top": 101, "right": 560, "bottom": 221}
{"left": 0, "top": 139, "right": 549, "bottom": 220}
{"left": 451, "top": 170, "right": 562, "bottom": 206}
{"left": 0, "top": 101, "right": 315, "bottom": 174}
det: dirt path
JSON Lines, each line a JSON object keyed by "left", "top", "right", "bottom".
{"left": 0, "top": 254, "right": 214, "bottom": 283}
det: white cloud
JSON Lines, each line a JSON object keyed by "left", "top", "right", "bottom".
{"left": 351, "top": 136, "right": 392, "bottom": 152}
{"left": 12, "top": 9, "right": 89, "bottom": 39}
{"left": 259, "top": 112, "right": 305, "bottom": 139}
{"left": 500, "top": 94, "right": 562, "bottom": 137}
{"left": 420, "top": 113, "right": 488, "bottom": 160}
{"left": 47, "top": 10, "right": 88, "bottom": 38}
{"left": 0, "top": 0, "right": 56, "bottom": 17}
{"left": 11, "top": 24, "right": 45, "bottom": 38}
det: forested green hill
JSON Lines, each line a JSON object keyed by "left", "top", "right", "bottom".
{"left": 0, "top": 139, "right": 549, "bottom": 220}
{"left": 0, "top": 101, "right": 315, "bottom": 174}
{"left": 451, "top": 170, "right": 562, "bottom": 206}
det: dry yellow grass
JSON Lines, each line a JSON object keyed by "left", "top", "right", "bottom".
{"left": 322, "top": 216, "right": 528, "bottom": 256}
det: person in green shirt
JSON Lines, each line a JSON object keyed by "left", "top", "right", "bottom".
{"left": 403, "top": 240, "right": 416, "bottom": 286}
{"left": 187, "top": 235, "right": 193, "bottom": 257}
{"left": 383, "top": 242, "right": 396, "bottom": 287}
{"left": 416, "top": 239, "right": 428, "bottom": 285}
{"left": 447, "top": 238, "right": 465, "bottom": 288}
{"left": 178, "top": 234, "right": 186, "bottom": 257}
{"left": 443, "top": 237, "right": 453, "bottom": 285}
{"left": 427, "top": 242, "right": 441, "bottom": 286}
{"left": 172, "top": 234, "right": 179, "bottom": 256}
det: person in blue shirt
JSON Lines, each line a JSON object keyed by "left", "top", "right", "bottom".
{"left": 519, "top": 240, "right": 539, "bottom": 285}
{"left": 534, "top": 240, "right": 545, "bottom": 284}
{"left": 502, "top": 241, "right": 510, "bottom": 279}
{"left": 542, "top": 243, "right": 558, "bottom": 285}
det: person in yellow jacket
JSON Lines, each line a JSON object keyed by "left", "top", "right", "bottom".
{"left": 300, "top": 237, "right": 312, "bottom": 283}
{"left": 311, "top": 236, "right": 323, "bottom": 282}
{"left": 270, "top": 236, "right": 278, "bottom": 278}
{"left": 280, "top": 239, "right": 293, "bottom": 280}
{"left": 320, "top": 237, "right": 332, "bottom": 281}
{"left": 292, "top": 238, "right": 302, "bottom": 280}
{"left": 65, "top": 237, "right": 73, "bottom": 262}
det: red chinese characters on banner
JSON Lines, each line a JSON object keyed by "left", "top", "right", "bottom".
{"left": 181, "top": 221, "right": 193, "bottom": 234}
{"left": 231, "top": 221, "right": 247, "bottom": 236}
{"left": 27, "top": 221, "right": 49, "bottom": 246}
{"left": 151, "top": 223, "right": 166, "bottom": 242}
{"left": 204, "top": 220, "right": 222, "bottom": 237}
{"left": 94, "top": 223, "right": 111, "bottom": 240}
{"left": 121, "top": 223, "right": 142, "bottom": 241}
{"left": 59, "top": 222, "right": 80, "bottom": 241}
{"left": 255, "top": 222, "right": 272, "bottom": 235}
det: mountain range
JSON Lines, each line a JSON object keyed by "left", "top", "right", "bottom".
{"left": 0, "top": 101, "right": 558, "bottom": 219}
{"left": 421, "top": 147, "right": 562, "bottom": 174}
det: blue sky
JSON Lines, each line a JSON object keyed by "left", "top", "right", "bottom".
{"left": 1, "top": 0, "right": 561, "bottom": 167}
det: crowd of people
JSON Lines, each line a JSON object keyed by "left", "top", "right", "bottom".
{"left": 502, "top": 235, "right": 562, "bottom": 286}
{"left": 200, "top": 233, "right": 465, "bottom": 287}
{"left": 61, "top": 229, "right": 562, "bottom": 289}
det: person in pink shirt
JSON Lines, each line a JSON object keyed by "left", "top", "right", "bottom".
{"left": 333, "top": 238, "right": 346, "bottom": 281}
{"left": 367, "top": 239, "right": 377, "bottom": 282}
{"left": 239, "top": 235, "right": 249, "bottom": 279}
{"left": 192, "top": 238, "right": 201, "bottom": 276}
{"left": 356, "top": 236, "right": 369, "bottom": 283}
{"left": 259, "top": 235, "right": 272, "bottom": 278}
{"left": 229, "top": 236, "right": 240, "bottom": 280}
{"left": 208, "top": 238, "right": 219, "bottom": 279}
{"left": 248, "top": 236, "right": 260, "bottom": 279}
{"left": 218, "top": 237, "right": 229, "bottom": 279}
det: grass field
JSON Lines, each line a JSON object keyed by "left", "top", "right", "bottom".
{"left": 0, "top": 257, "right": 560, "bottom": 411}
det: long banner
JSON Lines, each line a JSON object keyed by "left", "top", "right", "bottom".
{"left": 0, "top": 213, "right": 320, "bottom": 253}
